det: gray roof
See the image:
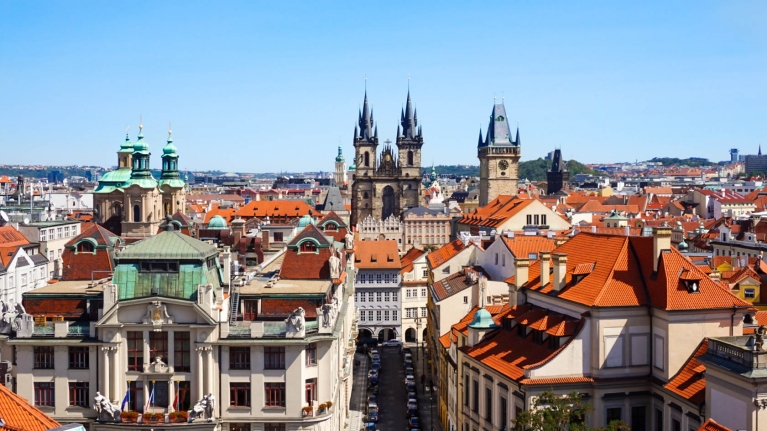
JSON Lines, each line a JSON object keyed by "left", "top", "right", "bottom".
{"left": 319, "top": 187, "right": 345, "bottom": 212}
{"left": 401, "top": 90, "right": 419, "bottom": 140}
{"left": 117, "top": 231, "right": 218, "bottom": 260}
{"left": 404, "top": 207, "right": 443, "bottom": 217}
{"left": 482, "top": 103, "right": 517, "bottom": 147}
{"left": 550, "top": 149, "right": 566, "bottom": 173}
{"left": 357, "top": 91, "right": 375, "bottom": 141}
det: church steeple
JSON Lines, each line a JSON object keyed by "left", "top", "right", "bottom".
{"left": 401, "top": 89, "right": 418, "bottom": 140}
{"left": 357, "top": 90, "right": 374, "bottom": 141}
{"left": 130, "top": 122, "right": 154, "bottom": 181}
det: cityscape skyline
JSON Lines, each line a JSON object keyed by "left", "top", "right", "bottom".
{"left": 1, "top": 1, "right": 765, "bottom": 171}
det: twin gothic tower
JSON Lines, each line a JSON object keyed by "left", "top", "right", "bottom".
{"left": 350, "top": 89, "right": 424, "bottom": 225}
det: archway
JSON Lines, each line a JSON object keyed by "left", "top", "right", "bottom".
{"left": 358, "top": 328, "right": 373, "bottom": 341}
{"left": 377, "top": 330, "right": 386, "bottom": 342}
{"left": 133, "top": 204, "right": 141, "bottom": 222}
{"left": 422, "top": 328, "right": 428, "bottom": 342}
{"left": 405, "top": 328, "right": 417, "bottom": 343}
{"left": 382, "top": 186, "right": 395, "bottom": 219}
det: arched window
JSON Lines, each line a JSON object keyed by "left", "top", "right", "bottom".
{"left": 76, "top": 242, "right": 94, "bottom": 253}
{"left": 407, "top": 150, "right": 414, "bottom": 166}
{"left": 300, "top": 241, "right": 317, "bottom": 253}
{"left": 364, "top": 152, "right": 370, "bottom": 167}
{"left": 363, "top": 192, "right": 369, "bottom": 199}
{"left": 324, "top": 223, "right": 337, "bottom": 232}
{"left": 133, "top": 205, "right": 141, "bottom": 222}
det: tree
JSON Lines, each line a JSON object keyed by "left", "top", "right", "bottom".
{"left": 512, "top": 390, "right": 630, "bottom": 431}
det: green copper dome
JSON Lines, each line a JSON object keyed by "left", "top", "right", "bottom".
{"left": 468, "top": 308, "right": 499, "bottom": 329}
{"left": 119, "top": 133, "right": 134, "bottom": 153}
{"left": 133, "top": 127, "right": 149, "bottom": 154}
{"left": 297, "top": 213, "right": 316, "bottom": 229}
{"left": 678, "top": 239, "right": 689, "bottom": 250}
{"left": 335, "top": 146, "right": 345, "bottom": 162}
{"left": 208, "top": 215, "right": 228, "bottom": 229}
{"left": 163, "top": 133, "right": 177, "bottom": 155}
{"left": 430, "top": 165, "right": 437, "bottom": 181}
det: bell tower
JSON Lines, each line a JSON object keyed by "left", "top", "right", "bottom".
{"left": 396, "top": 88, "right": 423, "bottom": 179}
{"left": 351, "top": 89, "right": 378, "bottom": 225}
{"left": 478, "top": 102, "right": 521, "bottom": 206}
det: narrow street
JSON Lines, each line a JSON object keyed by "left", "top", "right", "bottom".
{"left": 349, "top": 345, "right": 444, "bottom": 431}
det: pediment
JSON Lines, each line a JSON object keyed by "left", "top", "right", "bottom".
{"left": 98, "top": 297, "right": 216, "bottom": 327}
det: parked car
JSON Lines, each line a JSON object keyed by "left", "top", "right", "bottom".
{"left": 367, "top": 395, "right": 377, "bottom": 404}
{"left": 368, "top": 407, "right": 379, "bottom": 423}
{"left": 405, "top": 367, "right": 414, "bottom": 376}
{"left": 406, "top": 382, "right": 417, "bottom": 393}
{"left": 407, "top": 391, "right": 417, "bottom": 402}
{"left": 406, "top": 405, "right": 419, "bottom": 418}
{"left": 362, "top": 423, "right": 377, "bottom": 431}
{"left": 401, "top": 347, "right": 412, "bottom": 355}
{"left": 368, "top": 348, "right": 379, "bottom": 358}
{"left": 369, "top": 375, "right": 379, "bottom": 386}
{"left": 382, "top": 339, "right": 402, "bottom": 347}
{"left": 408, "top": 416, "right": 420, "bottom": 428}
{"left": 404, "top": 353, "right": 413, "bottom": 361}
{"left": 405, "top": 375, "right": 416, "bottom": 385}
{"left": 366, "top": 401, "right": 378, "bottom": 414}
{"left": 368, "top": 369, "right": 379, "bottom": 379}
{"left": 371, "top": 355, "right": 381, "bottom": 363}
{"left": 404, "top": 360, "right": 413, "bottom": 369}
{"left": 371, "top": 362, "right": 382, "bottom": 373}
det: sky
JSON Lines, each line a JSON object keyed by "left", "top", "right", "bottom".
{"left": 1, "top": 1, "right": 766, "bottom": 173}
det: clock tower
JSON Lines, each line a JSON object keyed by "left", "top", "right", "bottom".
{"left": 478, "top": 102, "right": 521, "bottom": 206}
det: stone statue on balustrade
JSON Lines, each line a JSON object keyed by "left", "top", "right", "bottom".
{"left": 94, "top": 391, "right": 122, "bottom": 422}
{"left": 285, "top": 307, "right": 306, "bottom": 338}
{"left": 344, "top": 231, "right": 354, "bottom": 250}
{"left": 328, "top": 247, "right": 341, "bottom": 279}
{"left": 0, "top": 300, "right": 30, "bottom": 335}
{"left": 188, "top": 393, "right": 216, "bottom": 422}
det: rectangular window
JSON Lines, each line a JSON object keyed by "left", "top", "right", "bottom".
{"left": 368, "top": 292, "right": 374, "bottom": 302}
{"left": 368, "top": 310, "right": 373, "bottom": 321}
{"left": 463, "top": 296, "right": 468, "bottom": 304}
{"left": 128, "top": 331, "right": 144, "bottom": 371}
{"left": 177, "top": 381, "right": 191, "bottom": 411}
{"left": 604, "top": 335, "right": 624, "bottom": 367}
{"left": 495, "top": 253, "right": 499, "bottom": 265}
{"left": 654, "top": 335, "right": 665, "bottom": 370}
{"left": 421, "top": 307, "right": 427, "bottom": 318}
{"left": 526, "top": 215, "right": 532, "bottom": 225}
{"left": 306, "top": 343, "right": 317, "bottom": 366}
{"left": 393, "top": 310, "right": 398, "bottom": 321}
{"left": 305, "top": 378, "right": 317, "bottom": 404}
{"left": 384, "top": 292, "right": 390, "bottom": 301}
{"left": 360, "top": 293, "right": 366, "bottom": 302}
{"left": 654, "top": 409, "right": 663, "bottom": 431}
{"left": 745, "top": 288, "right": 756, "bottom": 298}
{"left": 631, "top": 406, "right": 647, "bottom": 431}
{"left": 34, "top": 346, "right": 54, "bottom": 369}
{"left": 500, "top": 395, "right": 508, "bottom": 430}
{"left": 174, "top": 331, "right": 191, "bottom": 372}
{"left": 64, "top": 226, "right": 70, "bottom": 237}
{"left": 671, "top": 418, "right": 681, "bottom": 431}
{"left": 376, "top": 311, "right": 382, "bottom": 321}
{"left": 230, "top": 347, "right": 251, "bottom": 370}
{"left": 472, "top": 380, "right": 479, "bottom": 413}
{"left": 149, "top": 331, "right": 168, "bottom": 363}
{"left": 376, "top": 274, "right": 382, "bottom": 283}
{"left": 57, "top": 227, "right": 62, "bottom": 238}
{"left": 264, "top": 347, "right": 285, "bottom": 369}
{"left": 40, "top": 231, "right": 46, "bottom": 241}
{"left": 273, "top": 232, "right": 283, "bottom": 242}
{"left": 265, "top": 425, "right": 286, "bottom": 431}
{"left": 376, "top": 292, "right": 382, "bottom": 302}
{"left": 534, "top": 214, "right": 539, "bottom": 225}
{"left": 69, "top": 382, "right": 89, "bottom": 407}
{"left": 264, "top": 382, "right": 285, "bottom": 407}
{"left": 606, "top": 407, "right": 622, "bottom": 423}
{"left": 463, "top": 375, "right": 469, "bottom": 406}
{"left": 68, "top": 346, "right": 89, "bottom": 369}
{"left": 361, "top": 312, "right": 366, "bottom": 321}
{"left": 385, "top": 274, "right": 391, "bottom": 283}
{"left": 406, "top": 308, "right": 412, "bottom": 318}
{"left": 230, "top": 383, "right": 251, "bottom": 407}
{"left": 406, "top": 289, "right": 411, "bottom": 298}
{"left": 423, "top": 269, "right": 428, "bottom": 278}
{"left": 502, "top": 254, "right": 506, "bottom": 266}
{"left": 541, "top": 214, "right": 547, "bottom": 225}
{"left": 421, "top": 288, "right": 427, "bottom": 297}
{"left": 368, "top": 274, "right": 374, "bottom": 283}
{"left": 34, "top": 382, "right": 55, "bottom": 406}
{"left": 384, "top": 311, "right": 390, "bottom": 321}
{"left": 128, "top": 381, "right": 144, "bottom": 412}
{"left": 485, "top": 387, "right": 492, "bottom": 421}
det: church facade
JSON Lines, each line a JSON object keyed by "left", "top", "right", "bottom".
{"left": 93, "top": 125, "right": 186, "bottom": 238}
{"left": 477, "top": 103, "right": 521, "bottom": 206}
{"left": 350, "top": 90, "right": 424, "bottom": 226}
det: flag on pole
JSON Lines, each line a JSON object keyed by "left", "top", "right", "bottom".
{"left": 145, "top": 386, "right": 155, "bottom": 412}
{"left": 173, "top": 381, "right": 179, "bottom": 410}
{"left": 120, "top": 389, "right": 130, "bottom": 411}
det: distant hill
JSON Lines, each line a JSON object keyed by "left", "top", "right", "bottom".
{"left": 647, "top": 157, "right": 723, "bottom": 167}
{"left": 427, "top": 159, "right": 600, "bottom": 182}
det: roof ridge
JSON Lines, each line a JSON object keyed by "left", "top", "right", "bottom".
{"left": 591, "top": 236, "right": 631, "bottom": 306}
{"left": 523, "top": 317, "right": 587, "bottom": 371}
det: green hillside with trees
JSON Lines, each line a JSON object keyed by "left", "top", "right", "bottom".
{"left": 428, "top": 158, "right": 601, "bottom": 181}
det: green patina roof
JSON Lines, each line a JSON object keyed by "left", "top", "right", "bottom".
{"left": 94, "top": 168, "right": 133, "bottom": 193}
{"left": 119, "top": 230, "right": 218, "bottom": 260}
{"left": 335, "top": 146, "right": 345, "bottom": 162}
{"left": 123, "top": 177, "right": 159, "bottom": 189}
{"left": 158, "top": 178, "right": 186, "bottom": 189}
{"left": 468, "top": 308, "right": 499, "bottom": 329}
{"left": 119, "top": 133, "right": 134, "bottom": 153}
{"left": 114, "top": 230, "right": 222, "bottom": 301}
{"left": 208, "top": 215, "right": 228, "bottom": 229}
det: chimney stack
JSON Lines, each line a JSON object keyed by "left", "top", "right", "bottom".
{"left": 539, "top": 251, "right": 551, "bottom": 287}
{"left": 652, "top": 225, "right": 672, "bottom": 273}
{"left": 511, "top": 258, "right": 530, "bottom": 306}
{"left": 552, "top": 253, "right": 568, "bottom": 291}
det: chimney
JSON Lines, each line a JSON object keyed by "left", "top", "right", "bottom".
{"left": 552, "top": 253, "right": 568, "bottom": 291}
{"left": 539, "top": 251, "right": 551, "bottom": 287}
{"left": 591, "top": 225, "right": 597, "bottom": 233}
{"left": 652, "top": 225, "right": 672, "bottom": 273}
{"left": 624, "top": 226, "right": 630, "bottom": 236}
{"left": 261, "top": 230, "right": 271, "bottom": 250}
{"left": 511, "top": 258, "right": 530, "bottom": 306}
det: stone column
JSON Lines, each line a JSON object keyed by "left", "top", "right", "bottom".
{"left": 168, "top": 380, "right": 176, "bottom": 412}
{"left": 110, "top": 347, "right": 119, "bottom": 402}
{"left": 167, "top": 329, "right": 175, "bottom": 369}
{"left": 196, "top": 347, "right": 204, "bottom": 400}
{"left": 206, "top": 347, "right": 214, "bottom": 395}
{"left": 143, "top": 330, "right": 150, "bottom": 368}
{"left": 101, "top": 346, "right": 111, "bottom": 400}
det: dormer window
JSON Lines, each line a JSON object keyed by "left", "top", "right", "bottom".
{"left": 324, "top": 224, "right": 337, "bottom": 232}
{"left": 299, "top": 242, "right": 317, "bottom": 253}
{"left": 76, "top": 242, "right": 94, "bottom": 253}
{"left": 685, "top": 280, "right": 700, "bottom": 293}
{"left": 679, "top": 268, "right": 703, "bottom": 293}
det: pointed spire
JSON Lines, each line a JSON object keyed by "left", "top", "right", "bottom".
{"left": 397, "top": 125, "right": 401, "bottom": 138}
{"left": 374, "top": 124, "right": 378, "bottom": 139}
{"left": 401, "top": 85, "right": 417, "bottom": 139}
{"left": 760, "top": 144, "right": 762, "bottom": 156}
{"left": 167, "top": 122, "right": 173, "bottom": 143}
{"left": 515, "top": 127, "right": 520, "bottom": 147}
{"left": 138, "top": 115, "right": 144, "bottom": 138}
{"left": 354, "top": 124, "right": 359, "bottom": 140}
{"left": 359, "top": 86, "right": 374, "bottom": 140}
{"left": 414, "top": 107, "right": 418, "bottom": 127}
{"left": 477, "top": 128, "right": 484, "bottom": 148}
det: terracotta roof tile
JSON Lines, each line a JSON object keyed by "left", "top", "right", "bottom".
{"left": 401, "top": 248, "right": 426, "bottom": 274}
{"left": 354, "top": 240, "right": 400, "bottom": 269}
{"left": 664, "top": 339, "right": 708, "bottom": 404}
{"left": 426, "top": 239, "right": 466, "bottom": 268}
{"left": 259, "top": 298, "right": 320, "bottom": 318}
{"left": 0, "top": 383, "right": 60, "bottom": 431}
{"left": 501, "top": 236, "right": 556, "bottom": 259}
{"left": 431, "top": 267, "right": 486, "bottom": 301}
{"left": 697, "top": 419, "right": 731, "bottom": 431}
{"left": 457, "top": 196, "right": 536, "bottom": 228}
{"left": 233, "top": 200, "right": 313, "bottom": 219}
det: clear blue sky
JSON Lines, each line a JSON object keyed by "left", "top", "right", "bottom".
{"left": 1, "top": 1, "right": 765, "bottom": 172}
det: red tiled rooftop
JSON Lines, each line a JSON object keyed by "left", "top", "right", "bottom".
{"left": 426, "top": 239, "right": 465, "bottom": 268}
{"left": 0, "top": 383, "right": 60, "bottom": 431}
{"left": 664, "top": 339, "right": 708, "bottom": 404}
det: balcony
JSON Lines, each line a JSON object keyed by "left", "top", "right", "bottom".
{"left": 703, "top": 336, "right": 767, "bottom": 373}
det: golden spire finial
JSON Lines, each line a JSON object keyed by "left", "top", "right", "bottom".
{"left": 168, "top": 122, "right": 172, "bottom": 135}
{"left": 139, "top": 115, "right": 143, "bottom": 130}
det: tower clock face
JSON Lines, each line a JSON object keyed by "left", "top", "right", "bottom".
{"left": 499, "top": 160, "right": 509, "bottom": 171}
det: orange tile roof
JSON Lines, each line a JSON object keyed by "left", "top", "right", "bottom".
{"left": 501, "top": 236, "right": 556, "bottom": 259}
{"left": 664, "top": 339, "right": 708, "bottom": 404}
{"left": 426, "top": 239, "right": 466, "bottom": 268}
{"left": 697, "top": 419, "right": 731, "bottom": 431}
{"left": 400, "top": 247, "right": 426, "bottom": 274}
{"left": 203, "top": 207, "right": 237, "bottom": 224}
{"left": 457, "top": 196, "right": 536, "bottom": 228}
{"left": 520, "top": 233, "right": 750, "bottom": 310}
{"left": 354, "top": 240, "right": 400, "bottom": 269}
{"left": 0, "top": 383, "right": 60, "bottom": 431}
{"left": 233, "top": 200, "right": 312, "bottom": 219}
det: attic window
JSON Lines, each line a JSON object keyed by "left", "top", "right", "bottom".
{"left": 299, "top": 242, "right": 317, "bottom": 253}
{"left": 528, "top": 253, "right": 538, "bottom": 261}
{"left": 76, "top": 242, "right": 94, "bottom": 253}
{"left": 684, "top": 280, "right": 700, "bottom": 293}
{"left": 324, "top": 224, "right": 337, "bottom": 232}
